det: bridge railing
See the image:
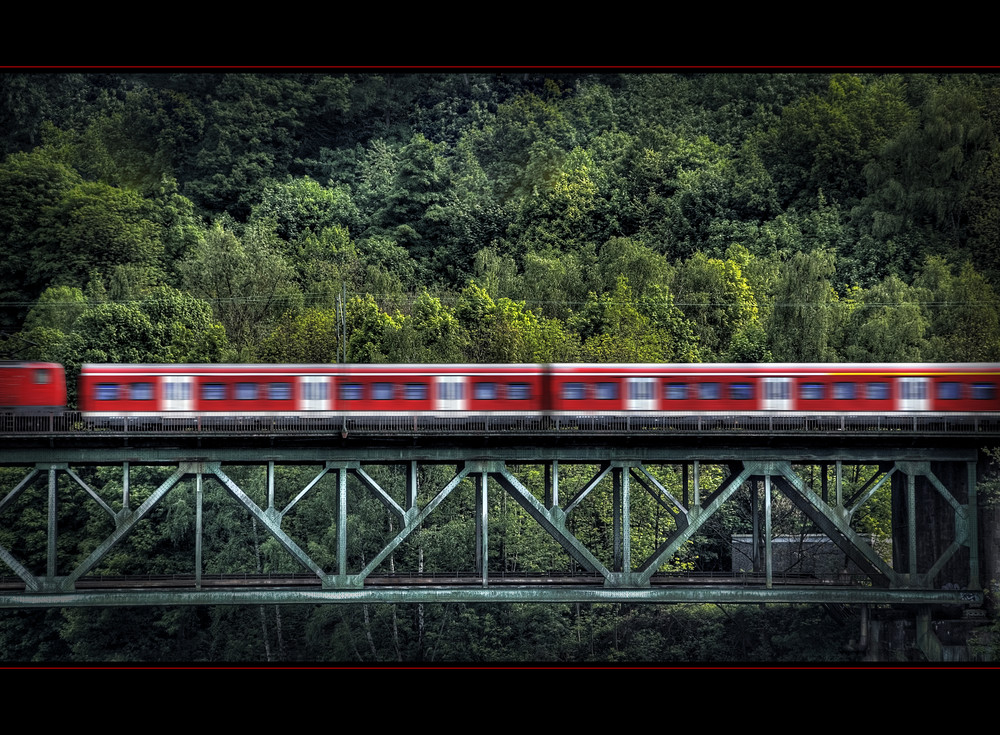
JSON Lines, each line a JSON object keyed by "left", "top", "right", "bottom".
{"left": 2, "top": 411, "right": 999, "bottom": 435}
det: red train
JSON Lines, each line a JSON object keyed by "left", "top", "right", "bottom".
{"left": 70, "top": 362, "right": 1000, "bottom": 419}
{"left": 3, "top": 362, "right": 999, "bottom": 420}
{"left": 0, "top": 362, "right": 67, "bottom": 413}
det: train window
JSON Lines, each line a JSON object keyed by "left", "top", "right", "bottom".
{"left": 834, "top": 382, "right": 856, "bottom": 400}
{"left": 339, "top": 383, "right": 362, "bottom": 401}
{"left": 800, "top": 383, "right": 825, "bottom": 400}
{"left": 235, "top": 383, "right": 259, "bottom": 400}
{"left": 866, "top": 382, "right": 890, "bottom": 400}
{"left": 95, "top": 383, "right": 120, "bottom": 401}
{"left": 438, "top": 382, "right": 465, "bottom": 401}
{"left": 665, "top": 383, "right": 688, "bottom": 400}
{"left": 629, "top": 381, "right": 655, "bottom": 401}
{"left": 508, "top": 383, "right": 531, "bottom": 400}
{"left": 475, "top": 383, "right": 498, "bottom": 400}
{"left": 404, "top": 383, "right": 428, "bottom": 400}
{"left": 938, "top": 382, "right": 961, "bottom": 400}
{"left": 372, "top": 383, "right": 394, "bottom": 400}
{"left": 901, "top": 381, "right": 926, "bottom": 400}
{"left": 302, "top": 382, "right": 327, "bottom": 401}
{"left": 269, "top": 383, "right": 292, "bottom": 401}
{"left": 562, "top": 383, "right": 585, "bottom": 400}
{"left": 972, "top": 383, "right": 996, "bottom": 400}
{"left": 202, "top": 383, "right": 226, "bottom": 400}
{"left": 596, "top": 383, "right": 619, "bottom": 400}
{"left": 33, "top": 369, "right": 51, "bottom": 384}
{"left": 729, "top": 383, "right": 754, "bottom": 400}
{"left": 765, "top": 381, "right": 790, "bottom": 401}
{"left": 699, "top": 383, "right": 720, "bottom": 400}
{"left": 165, "top": 382, "right": 190, "bottom": 401}
{"left": 130, "top": 383, "right": 154, "bottom": 401}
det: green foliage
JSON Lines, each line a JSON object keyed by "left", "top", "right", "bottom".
{"left": 179, "top": 221, "right": 300, "bottom": 357}
{"left": 572, "top": 277, "right": 700, "bottom": 363}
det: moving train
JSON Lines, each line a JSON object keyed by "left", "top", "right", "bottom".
{"left": 3, "top": 361, "right": 999, "bottom": 419}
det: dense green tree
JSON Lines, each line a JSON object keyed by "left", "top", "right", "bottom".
{"left": 915, "top": 257, "right": 1000, "bottom": 362}
{"left": 767, "top": 249, "right": 841, "bottom": 362}
{"left": 572, "top": 277, "right": 700, "bottom": 363}
{"left": 839, "top": 274, "right": 929, "bottom": 362}
{"left": 179, "top": 221, "right": 300, "bottom": 357}
{"left": 456, "top": 282, "right": 580, "bottom": 363}
{"left": 672, "top": 251, "right": 760, "bottom": 360}
{"left": 756, "top": 73, "right": 913, "bottom": 210}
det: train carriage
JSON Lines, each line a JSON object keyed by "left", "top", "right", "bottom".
{"left": 546, "top": 363, "right": 1000, "bottom": 416}
{"left": 77, "top": 363, "right": 548, "bottom": 421}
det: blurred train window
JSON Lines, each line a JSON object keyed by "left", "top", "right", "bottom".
{"left": 438, "top": 382, "right": 465, "bottom": 401}
{"left": 937, "top": 382, "right": 961, "bottom": 400}
{"left": 165, "top": 382, "right": 190, "bottom": 401}
{"left": 765, "top": 380, "right": 790, "bottom": 401}
{"left": 665, "top": 383, "right": 688, "bottom": 400}
{"left": 339, "top": 383, "right": 362, "bottom": 401}
{"left": 866, "top": 382, "right": 890, "bottom": 400}
{"left": 235, "top": 383, "right": 259, "bottom": 400}
{"left": 901, "top": 380, "right": 926, "bottom": 400}
{"left": 130, "top": 383, "right": 154, "bottom": 401}
{"left": 404, "top": 383, "right": 428, "bottom": 400}
{"left": 508, "top": 383, "right": 531, "bottom": 400}
{"left": 729, "top": 383, "right": 753, "bottom": 400}
{"left": 96, "top": 383, "right": 120, "bottom": 401}
{"left": 834, "top": 382, "right": 856, "bottom": 400}
{"left": 800, "top": 383, "right": 825, "bottom": 400}
{"left": 475, "top": 382, "right": 498, "bottom": 400}
{"left": 372, "top": 383, "right": 394, "bottom": 400}
{"left": 596, "top": 382, "right": 619, "bottom": 400}
{"left": 302, "top": 382, "right": 328, "bottom": 401}
{"left": 33, "top": 369, "right": 51, "bottom": 384}
{"left": 202, "top": 383, "right": 226, "bottom": 400}
{"left": 269, "top": 383, "right": 292, "bottom": 400}
{"left": 629, "top": 381, "right": 655, "bottom": 400}
{"left": 699, "top": 383, "right": 720, "bottom": 400}
{"left": 562, "top": 383, "right": 585, "bottom": 400}
{"left": 972, "top": 383, "right": 996, "bottom": 400}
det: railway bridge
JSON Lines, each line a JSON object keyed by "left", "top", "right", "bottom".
{"left": 0, "top": 412, "right": 997, "bottom": 659}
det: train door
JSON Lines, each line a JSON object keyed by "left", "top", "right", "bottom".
{"left": 898, "top": 377, "right": 929, "bottom": 411}
{"left": 627, "top": 378, "right": 657, "bottom": 410}
{"left": 435, "top": 375, "right": 467, "bottom": 411}
{"left": 762, "top": 378, "right": 792, "bottom": 410}
{"left": 162, "top": 375, "right": 193, "bottom": 412}
{"left": 300, "top": 375, "right": 332, "bottom": 411}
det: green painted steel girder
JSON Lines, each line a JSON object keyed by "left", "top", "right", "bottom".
{"left": 0, "top": 586, "right": 982, "bottom": 608}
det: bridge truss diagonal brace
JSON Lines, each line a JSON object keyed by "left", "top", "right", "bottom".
{"left": 484, "top": 462, "right": 610, "bottom": 579}
{"left": 0, "top": 468, "right": 42, "bottom": 590}
{"left": 894, "top": 461, "right": 977, "bottom": 589}
{"left": 766, "top": 462, "right": 894, "bottom": 587}
{"left": 636, "top": 464, "right": 754, "bottom": 582}
{"left": 210, "top": 464, "right": 325, "bottom": 580}
{"left": 629, "top": 465, "right": 688, "bottom": 525}
{"left": 353, "top": 464, "right": 472, "bottom": 585}
{"left": 62, "top": 466, "right": 189, "bottom": 591}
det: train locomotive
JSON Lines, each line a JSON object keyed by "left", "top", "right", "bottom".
{"left": 0, "top": 362, "right": 67, "bottom": 413}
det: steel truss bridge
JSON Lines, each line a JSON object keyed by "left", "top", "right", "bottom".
{"left": 0, "top": 414, "right": 992, "bottom": 622}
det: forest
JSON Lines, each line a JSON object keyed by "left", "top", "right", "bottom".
{"left": 0, "top": 70, "right": 999, "bottom": 663}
